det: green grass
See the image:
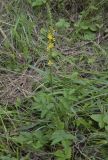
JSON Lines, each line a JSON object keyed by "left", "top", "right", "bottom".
{"left": 0, "top": 0, "right": 108, "bottom": 159}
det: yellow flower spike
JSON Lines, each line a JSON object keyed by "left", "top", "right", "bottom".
{"left": 48, "top": 60, "right": 53, "bottom": 66}
{"left": 47, "top": 32, "right": 55, "bottom": 41}
{"left": 48, "top": 32, "right": 53, "bottom": 40}
{"left": 47, "top": 42, "right": 54, "bottom": 51}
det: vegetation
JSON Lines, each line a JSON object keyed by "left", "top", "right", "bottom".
{"left": 0, "top": 0, "right": 108, "bottom": 159}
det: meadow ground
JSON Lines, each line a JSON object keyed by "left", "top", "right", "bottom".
{"left": 0, "top": 1, "right": 108, "bottom": 159}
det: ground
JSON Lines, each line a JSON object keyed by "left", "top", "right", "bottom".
{"left": 0, "top": 0, "right": 108, "bottom": 160}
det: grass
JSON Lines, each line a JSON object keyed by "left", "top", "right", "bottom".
{"left": 0, "top": 0, "right": 108, "bottom": 159}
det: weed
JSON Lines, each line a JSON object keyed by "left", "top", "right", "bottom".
{"left": 0, "top": 0, "right": 108, "bottom": 160}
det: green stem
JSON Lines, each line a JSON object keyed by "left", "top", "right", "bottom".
{"left": 46, "top": 1, "right": 53, "bottom": 91}
{"left": 46, "top": 1, "right": 53, "bottom": 27}
{"left": 49, "top": 65, "right": 53, "bottom": 92}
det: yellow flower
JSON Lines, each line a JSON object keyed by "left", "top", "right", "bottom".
{"left": 48, "top": 32, "right": 53, "bottom": 40}
{"left": 47, "top": 42, "right": 54, "bottom": 51}
{"left": 48, "top": 60, "right": 53, "bottom": 66}
{"left": 47, "top": 32, "right": 55, "bottom": 41}
{"left": 49, "top": 26, "right": 55, "bottom": 33}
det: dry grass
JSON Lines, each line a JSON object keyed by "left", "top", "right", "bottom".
{"left": 0, "top": 69, "right": 41, "bottom": 104}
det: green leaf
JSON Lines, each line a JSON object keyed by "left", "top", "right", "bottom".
{"left": 88, "top": 57, "right": 95, "bottom": 64}
{"left": 76, "top": 118, "right": 91, "bottom": 128}
{"left": 103, "top": 114, "right": 108, "bottom": 124}
{"left": 56, "top": 19, "right": 70, "bottom": 29}
{"left": 64, "top": 147, "right": 72, "bottom": 159}
{"left": 89, "top": 25, "right": 97, "bottom": 31}
{"left": 99, "top": 121, "right": 104, "bottom": 128}
{"left": 51, "top": 130, "right": 75, "bottom": 145}
{"left": 53, "top": 117, "right": 64, "bottom": 129}
{"left": 96, "top": 23, "right": 103, "bottom": 29}
{"left": 84, "top": 31, "right": 96, "bottom": 40}
{"left": 54, "top": 150, "right": 65, "bottom": 159}
{"left": 54, "top": 141, "right": 72, "bottom": 159}
{"left": 33, "top": 141, "right": 43, "bottom": 149}
{"left": 80, "top": 22, "right": 89, "bottom": 30}
{"left": 0, "top": 155, "right": 16, "bottom": 160}
{"left": 62, "top": 141, "right": 72, "bottom": 159}
{"left": 91, "top": 114, "right": 103, "bottom": 122}
{"left": 90, "top": 5, "right": 98, "bottom": 10}
{"left": 91, "top": 114, "right": 104, "bottom": 128}
{"left": 32, "top": 0, "right": 46, "bottom": 7}
{"left": 105, "top": 125, "right": 108, "bottom": 131}
{"left": 81, "top": 25, "right": 89, "bottom": 30}
{"left": 0, "top": 107, "right": 13, "bottom": 115}
{"left": 52, "top": 50, "right": 59, "bottom": 58}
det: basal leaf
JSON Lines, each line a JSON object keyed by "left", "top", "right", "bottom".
{"left": 56, "top": 19, "right": 70, "bottom": 29}
{"left": 84, "top": 31, "right": 96, "bottom": 40}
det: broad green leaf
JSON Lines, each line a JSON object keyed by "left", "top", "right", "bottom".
{"left": 103, "top": 114, "right": 108, "bottom": 124}
{"left": 51, "top": 130, "right": 75, "bottom": 145}
{"left": 84, "top": 31, "right": 96, "bottom": 40}
{"left": 89, "top": 25, "right": 97, "bottom": 31}
{"left": 91, "top": 114, "right": 103, "bottom": 122}
{"left": 91, "top": 114, "right": 104, "bottom": 128}
{"left": 32, "top": 0, "right": 46, "bottom": 7}
{"left": 81, "top": 25, "right": 89, "bottom": 30}
{"left": 80, "top": 22, "right": 89, "bottom": 30}
{"left": 99, "top": 121, "right": 105, "bottom": 128}
{"left": 56, "top": 19, "right": 70, "bottom": 29}
{"left": 71, "top": 72, "right": 78, "bottom": 79}
{"left": 0, "top": 156, "right": 16, "bottom": 160}
{"left": 76, "top": 118, "right": 91, "bottom": 128}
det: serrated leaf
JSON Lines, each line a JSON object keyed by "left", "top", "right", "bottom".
{"left": 54, "top": 150, "right": 65, "bottom": 158}
{"left": 51, "top": 130, "right": 75, "bottom": 145}
{"left": 33, "top": 140, "right": 43, "bottom": 149}
{"left": 56, "top": 19, "right": 70, "bottom": 29}
{"left": 65, "top": 147, "right": 71, "bottom": 159}
{"left": 80, "top": 22, "right": 89, "bottom": 30}
{"left": 84, "top": 31, "right": 96, "bottom": 40}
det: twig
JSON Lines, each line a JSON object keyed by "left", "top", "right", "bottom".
{"left": 75, "top": 145, "right": 91, "bottom": 160}
{"left": 0, "top": 27, "right": 7, "bottom": 39}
